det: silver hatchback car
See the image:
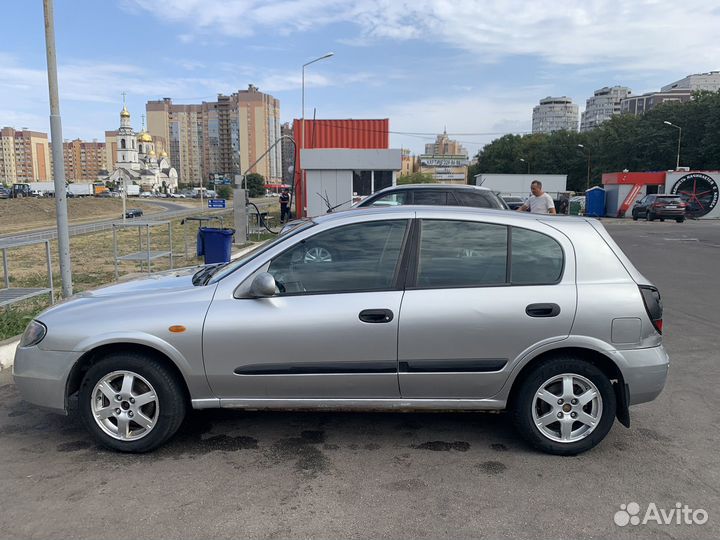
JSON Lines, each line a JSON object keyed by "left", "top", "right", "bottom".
{"left": 13, "top": 207, "right": 669, "bottom": 455}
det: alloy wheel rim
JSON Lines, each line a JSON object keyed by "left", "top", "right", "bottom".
{"left": 91, "top": 370, "right": 159, "bottom": 441}
{"left": 531, "top": 373, "right": 603, "bottom": 444}
{"left": 304, "top": 247, "right": 332, "bottom": 263}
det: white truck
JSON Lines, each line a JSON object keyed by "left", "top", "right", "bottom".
{"left": 474, "top": 173, "right": 568, "bottom": 199}
{"left": 67, "top": 184, "right": 94, "bottom": 197}
{"left": 124, "top": 184, "right": 141, "bottom": 197}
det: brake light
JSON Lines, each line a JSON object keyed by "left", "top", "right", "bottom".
{"left": 639, "top": 285, "right": 663, "bottom": 334}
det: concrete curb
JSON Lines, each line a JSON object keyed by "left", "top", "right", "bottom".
{"left": 0, "top": 335, "right": 20, "bottom": 372}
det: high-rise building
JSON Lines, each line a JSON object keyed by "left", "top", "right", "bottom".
{"left": 580, "top": 86, "right": 632, "bottom": 132}
{"left": 146, "top": 85, "right": 281, "bottom": 185}
{"left": 424, "top": 130, "right": 467, "bottom": 157}
{"left": 0, "top": 127, "right": 51, "bottom": 184}
{"left": 620, "top": 89, "right": 693, "bottom": 116}
{"left": 662, "top": 71, "right": 720, "bottom": 92}
{"left": 280, "top": 122, "right": 294, "bottom": 184}
{"left": 59, "top": 138, "right": 107, "bottom": 182}
{"left": 532, "top": 97, "right": 579, "bottom": 134}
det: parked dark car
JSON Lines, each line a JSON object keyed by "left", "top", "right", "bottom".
{"left": 501, "top": 195, "right": 525, "bottom": 210}
{"left": 124, "top": 209, "right": 144, "bottom": 219}
{"left": 355, "top": 184, "right": 509, "bottom": 210}
{"left": 0, "top": 186, "right": 10, "bottom": 199}
{"left": 631, "top": 194, "right": 686, "bottom": 222}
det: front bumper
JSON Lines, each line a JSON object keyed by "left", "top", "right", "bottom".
{"left": 618, "top": 345, "right": 669, "bottom": 405}
{"left": 12, "top": 345, "right": 82, "bottom": 414}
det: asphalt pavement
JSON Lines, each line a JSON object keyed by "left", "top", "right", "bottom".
{"left": 0, "top": 218, "right": 718, "bottom": 540}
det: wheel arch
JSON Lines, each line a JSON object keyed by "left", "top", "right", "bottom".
{"left": 506, "top": 346, "right": 630, "bottom": 427}
{"left": 65, "top": 342, "right": 191, "bottom": 411}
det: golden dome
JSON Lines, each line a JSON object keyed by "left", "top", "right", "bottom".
{"left": 120, "top": 105, "right": 130, "bottom": 118}
{"left": 149, "top": 149, "right": 156, "bottom": 156}
{"left": 160, "top": 151, "right": 168, "bottom": 157}
{"left": 138, "top": 131, "right": 153, "bottom": 142}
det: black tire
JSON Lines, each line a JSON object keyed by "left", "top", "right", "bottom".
{"left": 78, "top": 352, "right": 187, "bottom": 453}
{"left": 646, "top": 212, "right": 655, "bottom": 221}
{"left": 676, "top": 217, "right": 685, "bottom": 223}
{"left": 631, "top": 211, "right": 638, "bottom": 221}
{"left": 511, "top": 356, "right": 616, "bottom": 455}
{"left": 660, "top": 218, "right": 665, "bottom": 222}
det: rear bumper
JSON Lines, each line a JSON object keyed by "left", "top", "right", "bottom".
{"left": 654, "top": 209, "right": 685, "bottom": 217}
{"left": 12, "top": 345, "right": 81, "bottom": 414}
{"left": 617, "top": 345, "right": 669, "bottom": 405}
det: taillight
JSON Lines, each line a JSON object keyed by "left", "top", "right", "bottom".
{"left": 639, "top": 285, "right": 663, "bottom": 334}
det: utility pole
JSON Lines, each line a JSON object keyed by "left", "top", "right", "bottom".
{"left": 43, "top": 0, "right": 72, "bottom": 297}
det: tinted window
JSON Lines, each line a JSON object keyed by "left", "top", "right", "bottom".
{"left": 374, "top": 171, "right": 393, "bottom": 191}
{"left": 368, "top": 191, "right": 407, "bottom": 207}
{"left": 455, "top": 190, "right": 496, "bottom": 208}
{"left": 268, "top": 220, "right": 408, "bottom": 294}
{"left": 413, "top": 190, "right": 447, "bottom": 205}
{"left": 510, "top": 227, "right": 563, "bottom": 284}
{"left": 416, "top": 220, "right": 508, "bottom": 287}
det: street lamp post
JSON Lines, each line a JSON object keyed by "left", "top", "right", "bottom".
{"left": 301, "top": 52, "right": 334, "bottom": 147}
{"left": 577, "top": 144, "right": 591, "bottom": 192}
{"left": 300, "top": 52, "right": 333, "bottom": 217}
{"left": 663, "top": 121, "right": 682, "bottom": 170}
{"left": 519, "top": 158, "right": 530, "bottom": 174}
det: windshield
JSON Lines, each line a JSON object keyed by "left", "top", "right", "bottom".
{"left": 206, "top": 219, "right": 316, "bottom": 284}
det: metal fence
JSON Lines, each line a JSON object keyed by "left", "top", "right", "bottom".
{"left": 0, "top": 206, "right": 232, "bottom": 249}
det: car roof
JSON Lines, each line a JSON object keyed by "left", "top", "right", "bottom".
{"left": 314, "top": 205, "right": 591, "bottom": 227}
{"left": 373, "top": 183, "right": 492, "bottom": 193}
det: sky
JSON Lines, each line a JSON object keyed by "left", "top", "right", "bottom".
{"left": 1, "top": 0, "right": 719, "bottom": 156}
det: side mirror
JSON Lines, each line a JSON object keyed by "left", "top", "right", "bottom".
{"left": 249, "top": 272, "right": 277, "bottom": 298}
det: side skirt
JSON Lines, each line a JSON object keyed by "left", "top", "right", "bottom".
{"left": 191, "top": 397, "right": 507, "bottom": 412}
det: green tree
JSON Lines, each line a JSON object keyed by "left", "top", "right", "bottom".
{"left": 471, "top": 90, "right": 720, "bottom": 192}
{"left": 244, "top": 173, "right": 265, "bottom": 198}
{"left": 216, "top": 185, "right": 232, "bottom": 199}
{"left": 398, "top": 172, "right": 436, "bottom": 185}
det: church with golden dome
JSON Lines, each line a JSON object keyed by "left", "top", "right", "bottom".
{"left": 102, "top": 101, "right": 178, "bottom": 194}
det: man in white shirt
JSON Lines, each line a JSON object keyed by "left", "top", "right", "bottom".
{"left": 517, "top": 180, "right": 557, "bottom": 214}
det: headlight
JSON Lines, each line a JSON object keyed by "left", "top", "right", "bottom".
{"left": 20, "top": 320, "right": 47, "bottom": 348}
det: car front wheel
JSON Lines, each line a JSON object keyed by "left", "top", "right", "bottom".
{"left": 512, "top": 357, "right": 616, "bottom": 455}
{"left": 78, "top": 352, "right": 187, "bottom": 453}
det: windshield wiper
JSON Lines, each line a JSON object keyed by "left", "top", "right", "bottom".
{"left": 192, "top": 263, "right": 225, "bottom": 286}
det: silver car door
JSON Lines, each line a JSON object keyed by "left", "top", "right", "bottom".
{"left": 203, "top": 219, "right": 410, "bottom": 399}
{"left": 397, "top": 218, "right": 576, "bottom": 399}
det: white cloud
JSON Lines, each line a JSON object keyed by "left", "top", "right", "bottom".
{"left": 126, "top": 0, "right": 720, "bottom": 74}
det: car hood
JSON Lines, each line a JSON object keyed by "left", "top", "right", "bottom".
{"left": 80, "top": 266, "right": 201, "bottom": 298}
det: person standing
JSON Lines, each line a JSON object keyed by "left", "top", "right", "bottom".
{"left": 279, "top": 188, "right": 291, "bottom": 223}
{"left": 517, "top": 180, "right": 557, "bottom": 214}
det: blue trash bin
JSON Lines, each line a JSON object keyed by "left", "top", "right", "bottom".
{"left": 198, "top": 227, "right": 235, "bottom": 264}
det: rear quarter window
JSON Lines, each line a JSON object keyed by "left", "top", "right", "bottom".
{"left": 510, "top": 227, "right": 564, "bottom": 284}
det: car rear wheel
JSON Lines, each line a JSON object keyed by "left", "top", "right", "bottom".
{"left": 646, "top": 212, "right": 655, "bottom": 221}
{"left": 78, "top": 352, "right": 186, "bottom": 453}
{"left": 676, "top": 217, "right": 685, "bottom": 223}
{"left": 512, "top": 357, "right": 616, "bottom": 455}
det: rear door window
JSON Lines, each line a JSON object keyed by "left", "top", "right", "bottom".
{"left": 413, "top": 190, "right": 448, "bottom": 205}
{"left": 455, "top": 190, "right": 496, "bottom": 208}
{"left": 415, "top": 220, "right": 508, "bottom": 287}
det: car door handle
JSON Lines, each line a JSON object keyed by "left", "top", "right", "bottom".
{"left": 359, "top": 309, "right": 394, "bottom": 324}
{"left": 526, "top": 303, "right": 561, "bottom": 318}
